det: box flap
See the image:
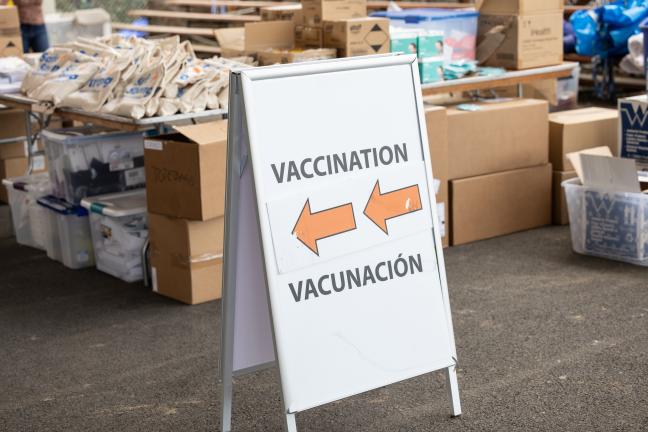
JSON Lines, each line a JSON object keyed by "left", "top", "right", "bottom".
{"left": 580, "top": 154, "right": 640, "bottom": 193}
{"left": 566, "top": 146, "right": 612, "bottom": 182}
{"left": 173, "top": 120, "right": 228, "bottom": 145}
{"left": 245, "top": 21, "right": 294, "bottom": 50}
{"left": 214, "top": 27, "right": 245, "bottom": 50}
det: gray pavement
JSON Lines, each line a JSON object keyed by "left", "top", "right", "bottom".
{"left": 1, "top": 226, "right": 647, "bottom": 431}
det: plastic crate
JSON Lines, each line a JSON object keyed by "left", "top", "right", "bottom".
{"left": 81, "top": 190, "right": 148, "bottom": 283}
{"left": 2, "top": 173, "right": 52, "bottom": 250}
{"left": 372, "top": 8, "right": 479, "bottom": 62}
{"left": 42, "top": 126, "right": 145, "bottom": 204}
{"left": 563, "top": 178, "right": 648, "bottom": 266}
{"left": 37, "top": 195, "right": 95, "bottom": 269}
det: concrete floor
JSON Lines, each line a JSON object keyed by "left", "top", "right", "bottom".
{"left": 1, "top": 226, "right": 647, "bottom": 431}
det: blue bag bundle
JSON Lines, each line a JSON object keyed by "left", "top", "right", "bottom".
{"left": 571, "top": 0, "right": 648, "bottom": 57}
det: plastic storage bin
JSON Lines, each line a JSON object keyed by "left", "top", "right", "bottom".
{"left": 37, "top": 195, "right": 95, "bottom": 269}
{"left": 563, "top": 178, "right": 648, "bottom": 267}
{"left": 42, "top": 126, "right": 145, "bottom": 204}
{"left": 372, "top": 8, "right": 479, "bottom": 62}
{"left": 2, "top": 173, "right": 52, "bottom": 250}
{"left": 81, "top": 190, "right": 148, "bottom": 283}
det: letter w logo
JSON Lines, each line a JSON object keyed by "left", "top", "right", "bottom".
{"left": 621, "top": 103, "right": 648, "bottom": 128}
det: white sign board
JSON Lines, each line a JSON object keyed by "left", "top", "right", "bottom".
{"left": 221, "top": 55, "right": 460, "bottom": 432}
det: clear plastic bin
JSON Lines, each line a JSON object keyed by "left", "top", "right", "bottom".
{"left": 2, "top": 173, "right": 52, "bottom": 250}
{"left": 81, "top": 190, "right": 148, "bottom": 283}
{"left": 37, "top": 195, "right": 95, "bottom": 269}
{"left": 42, "top": 126, "right": 145, "bottom": 205}
{"left": 372, "top": 9, "right": 479, "bottom": 62}
{"left": 563, "top": 178, "right": 648, "bottom": 266}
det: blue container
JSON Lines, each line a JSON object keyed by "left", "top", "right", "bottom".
{"left": 641, "top": 17, "right": 648, "bottom": 94}
{"left": 372, "top": 8, "right": 479, "bottom": 61}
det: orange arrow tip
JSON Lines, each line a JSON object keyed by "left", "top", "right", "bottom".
{"left": 293, "top": 199, "right": 320, "bottom": 255}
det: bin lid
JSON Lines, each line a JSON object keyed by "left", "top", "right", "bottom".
{"left": 37, "top": 195, "right": 89, "bottom": 217}
{"left": 1, "top": 172, "right": 51, "bottom": 194}
{"left": 80, "top": 189, "right": 147, "bottom": 217}
{"left": 372, "top": 8, "right": 479, "bottom": 24}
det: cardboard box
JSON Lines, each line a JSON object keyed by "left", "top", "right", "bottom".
{"left": 144, "top": 121, "right": 227, "bottom": 221}
{"left": 257, "top": 48, "right": 336, "bottom": 65}
{"left": 295, "top": 25, "right": 324, "bottom": 48}
{"left": 301, "top": 0, "right": 367, "bottom": 27}
{"left": 0, "top": 7, "right": 19, "bottom": 32}
{"left": 0, "top": 35, "right": 22, "bottom": 57}
{"left": 390, "top": 30, "right": 418, "bottom": 55}
{"left": 549, "top": 107, "right": 619, "bottom": 172}
{"left": 478, "top": 13, "right": 563, "bottom": 70}
{"left": 261, "top": 4, "right": 303, "bottom": 23}
{"left": 0, "top": 156, "right": 27, "bottom": 203}
{"left": 451, "top": 164, "right": 552, "bottom": 245}
{"left": 149, "top": 212, "right": 224, "bottom": 305}
{"left": 552, "top": 170, "right": 577, "bottom": 225}
{"left": 323, "top": 17, "right": 390, "bottom": 57}
{"left": 418, "top": 32, "right": 444, "bottom": 58}
{"left": 618, "top": 95, "right": 648, "bottom": 168}
{"left": 446, "top": 98, "right": 548, "bottom": 179}
{"left": 479, "top": 0, "right": 564, "bottom": 15}
{"left": 419, "top": 57, "right": 445, "bottom": 84}
{"left": 425, "top": 105, "right": 450, "bottom": 247}
{"left": 215, "top": 21, "right": 295, "bottom": 58}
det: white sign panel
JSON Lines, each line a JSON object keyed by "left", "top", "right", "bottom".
{"left": 221, "top": 55, "right": 460, "bottom": 431}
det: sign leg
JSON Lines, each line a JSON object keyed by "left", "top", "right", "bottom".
{"left": 220, "top": 369, "right": 233, "bottom": 432}
{"left": 445, "top": 365, "right": 461, "bottom": 417}
{"left": 284, "top": 413, "right": 298, "bottom": 432}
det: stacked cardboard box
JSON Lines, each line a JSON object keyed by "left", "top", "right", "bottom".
{"left": 548, "top": 107, "right": 619, "bottom": 225}
{"left": 296, "top": 0, "right": 390, "bottom": 58}
{"left": 0, "top": 110, "right": 48, "bottom": 203}
{"left": 444, "top": 98, "right": 552, "bottom": 245}
{"left": 0, "top": 6, "right": 22, "bottom": 58}
{"left": 144, "top": 121, "right": 228, "bottom": 305}
{"left": 477, "top": 0, "right": 563, "bottom": 70}
{"left": 425, "top": 106, "right": 450, "bottom": 247}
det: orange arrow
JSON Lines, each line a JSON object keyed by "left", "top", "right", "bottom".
{"left": 364, "top": 180, "right": 422, "bottom": 234}
{"left": 293, "top": 199, "right": 356, "bottom": 256}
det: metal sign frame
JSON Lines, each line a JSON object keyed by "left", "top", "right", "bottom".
{"left": 220, "top": 54, "right": 461, "bottom": 432}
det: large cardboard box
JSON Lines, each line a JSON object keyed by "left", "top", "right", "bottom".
{"left": 549, "top": 107, "right": 618, "bottom": 172}
{"left": 0, "top": 156, "right": 27, "bottom": 203}
{"left": 618, "top": 94, "right": 648, "bottom": 168}
{"left": 323, "top": 17, "right": 389, "bottom": 57}
{"left": 425, "top": 105, "right": 450, "bottom": 247}
{"left": 257, "top": 48, "right": 336, "bottom": 65}
{"left": 552, "top": 170, "right": 577, "bottom": 226}
{"left": 0, "top": 35, "right": 22, "bottom": 57}
{"left": 301, "top": 0, "right": 366, "bottom": 27}
{"left": 215, "top": 21, "right": 295, "bottom": 58}
{"left": 149, "top": 212, "right": 224, "bottom": 305}
{"left": 0, "top": 7, "right": 19, "bottom": 31}
{"left": 446, "top": 98, "right": 548, "bottom": 180}
{"left": 450, "top": 164, "right": 552, "bottom": 245}
{"left": 144, "top": 121, "right": 227, "bottom": 221}
{"left": 479, "top": 0, "right": 564, "bottom": 15}
{"left": 478, "top": 13, "right": 563, "bottom": 70}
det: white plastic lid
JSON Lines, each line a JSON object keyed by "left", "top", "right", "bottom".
{"left": 81, "top": 189, "right": 147, "bottom": 217}
{"left": 1, "top": 172, "right": 52, "bottom": 195}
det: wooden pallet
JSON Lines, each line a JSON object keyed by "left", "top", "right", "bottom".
{"left": 128, "top": 9, "right": 261, "bottom": 23}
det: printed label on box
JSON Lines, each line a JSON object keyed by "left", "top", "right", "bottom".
{"left": 619, "top": 98, "right": 648, "bottom": 167}
{"left": 145, "top": 140, "right": 163, "bottom": 151}
{"left": 125, "top": 167, "right": 146, "bottom": 187}
{"left": 584, "top": 191, "right": 642, "bottom": 260}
